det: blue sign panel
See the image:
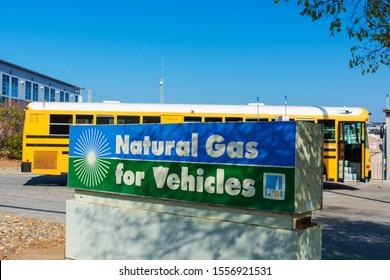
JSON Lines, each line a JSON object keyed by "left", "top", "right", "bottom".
{"left": 69, "top": 122, "right": 296, "bottom": 167}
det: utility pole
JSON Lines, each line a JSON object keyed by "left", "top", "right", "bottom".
{"left": 284, "top": 95, "right": 288, "bottom": 116}
{"left": 159, "top": 59, "right": 164, "bottom": 104}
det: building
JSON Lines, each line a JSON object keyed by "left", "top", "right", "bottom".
{"left": 0, "top": 59, "right": 82, "bottom": 104}
{"left": 383, "top": 109, "right": 390, "bottom": 180}
{"left": 369, "top": 133, "right": 384, "bottom": 180}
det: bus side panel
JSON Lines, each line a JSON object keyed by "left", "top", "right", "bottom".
{"left": 323, "top": 156, "right": 337, "bottom": 181}
{"left": 365, "top": 147, "right": 371, "bottom": 181}
{"left": 22, "top": 113, "right": 49, "bottom": 166}
{"left": 26, "top": 113, "right": 49, "bottom": 135}
{"left": 61, "top": 150, "right": 69, "bottom": 174}
{"left": 23, "top": 112, "right": 62, "bottom": 175}
{"left": 34, "top": 151, "right": 58, "bottom": 170}
{"left": 161, "top": 115, "right": 184, "bottom": 123}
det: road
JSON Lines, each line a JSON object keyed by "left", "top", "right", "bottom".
{"left": 0, "top": 172, "right": 390, "bottom": 259}
{"left": 313, "top": 180, "right": 390, "bottom": 260}
{"left": 0, "top": 173, "right": 74, "bottom": 223}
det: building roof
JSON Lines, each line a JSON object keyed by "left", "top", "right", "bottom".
{"left": 0, "top": 59, "right": 80, "bottom": 89}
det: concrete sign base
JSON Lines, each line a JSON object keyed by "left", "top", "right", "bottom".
{"left": 66, "top": 190, "right": 321, "bottom": 260}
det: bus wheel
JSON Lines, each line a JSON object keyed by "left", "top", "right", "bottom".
{"left": 364, "top": 171, "right": 372, "bottom": 183}
{"left": 323, "top": 165, "right": 327, "bottom": 182}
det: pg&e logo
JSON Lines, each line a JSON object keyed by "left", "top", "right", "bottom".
{"left": 263, "top": 173, "right": 285, "bottom": 200}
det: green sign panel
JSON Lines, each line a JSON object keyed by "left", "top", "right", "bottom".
{"left": 68, "top": 122, "right": 297, "bottom": 212}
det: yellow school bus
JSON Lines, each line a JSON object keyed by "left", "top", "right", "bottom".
{"left": 21, "top": 101, "right": 371, "bottom": 182}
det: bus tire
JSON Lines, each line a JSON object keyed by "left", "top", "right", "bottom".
{"left": 323, "top": 164, "right": 327, "bottom": 182}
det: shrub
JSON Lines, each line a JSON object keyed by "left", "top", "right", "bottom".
{"left": 0, "top": 101, "right": 25, "bottom": 160}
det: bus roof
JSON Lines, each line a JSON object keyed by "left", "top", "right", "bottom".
{"left": 27, "top": 101, "right": 368, "bottom": 118}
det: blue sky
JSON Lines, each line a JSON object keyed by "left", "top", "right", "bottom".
{"left": 1, "top": 0, "right": 389, "bottom": 122}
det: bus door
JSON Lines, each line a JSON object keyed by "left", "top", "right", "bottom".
{"left": 340, "top": 122, "right": 365, "bottom": 181}
{"left": 338, "top": 122, "right": 345, "bottom": 182}
{"left": 361, "top": 122, "right": 369, "bottom": 181}
{"left": 359, "top": 123, "right": 365, "bottom": 180}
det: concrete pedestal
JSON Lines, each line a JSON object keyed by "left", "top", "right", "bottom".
{"left": 66, "top": 190, "right": 321, "bottom": 260}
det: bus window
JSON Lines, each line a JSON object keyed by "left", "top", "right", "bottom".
{"left": 76, "top": 115, "right": 93, "bottom": 124}
{"left": 205, "top": 117, "right": 222, "bottom": 122}
{"left": 118, "top": 115, "right": 140, "bottom": 124}
{"left": 273, "top": 117, "right": 295, "bottom": 121}
{"left": 49, "top": 114, "right": 73, "bottom": 135}
{"left": 184, "top": 116, "right": 202, "bottom": 122}
{"left": 97, "top": 115, "right": 114, "bottom": 125}
{"left": 246, "top": 118, "right": 269, "bottom": 122}
{"left": 225, "top": 117, "right": 243, "bottom": 122}
{"left": 365, "top": 125, "right": 369, "bottom": 148}
{"left": 297, "top": 119, "right": 315, "bottom": 122}
{"left": 345, "top": 123, "right": 362, "bottom": 144}
{"left": 143, "top": 116, "right": 161, "bottom": 123}
{"left": 318, "top": 120, "right": 336, "bottom": 141}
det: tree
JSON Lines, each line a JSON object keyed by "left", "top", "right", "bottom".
{"left": 275, "top": 0, "right": 390, "bottom": 75}
{"left": 0, "top": 101, "right": 25, "bottom": 159}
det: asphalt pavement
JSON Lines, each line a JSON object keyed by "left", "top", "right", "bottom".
{"left": 0, "top": 173, "right": 73, "bottom": 223}
{"left": 0, "top": 172, "right": 389, "bottom": 259}
{"left": 313, "top": 180, "right": 390, "bottom": 260}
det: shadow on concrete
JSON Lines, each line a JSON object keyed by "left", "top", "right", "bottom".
{"left": 0, "top": 203, "right": 66, "bottom": 215}
{"left": 314, "top": 216, "right": 390, "bottom": 260}
{"left": 323, "top": 182, "right": 359, "bottom": 190}
{"left": 24, "top": 175, "right": 67, "bottom": 187}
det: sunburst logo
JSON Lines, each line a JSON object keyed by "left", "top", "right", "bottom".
{"left": 73, "top": 128, "right": 111, "bottom": 187}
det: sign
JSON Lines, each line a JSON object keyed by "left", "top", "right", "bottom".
{"left": 68, "top": 122, "right": 298, "bottom": 212}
